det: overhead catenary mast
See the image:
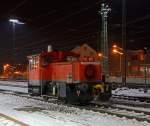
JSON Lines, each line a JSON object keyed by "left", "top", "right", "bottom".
{"left": 99, "top": 2, "right": 111, "bottom": 80}
{"left": 122, "top": 0, "right": 127, "bottom": 86}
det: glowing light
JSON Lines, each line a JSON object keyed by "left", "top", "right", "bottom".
{"left": 3, "top": 64, "right": 10, "bottom": 71}
{"left": 98, "top": 53, "right": 102, "bottom": 57}
{"left": 97, "top": 53, "right": 108, "bottom": 59}
{"left": 113, "top": 45, "right": 117, "bottom": 48}
{"left": 9, "top": 19, "right": 25, "bottom": 24}
{"left": 113, "top": 49, "right": 123, "bottom": 55}
{"left": 113, "top": 49, "right": 117, "bottom": 53}
{"left": 30, "top": 59, "right": 33, "bottom": 63}
{"left": 4, "top": 64, "right": 10, "bottom": 68}
{"left": 112, "top": 44, "right": 123, "bottom": 50}
{"left": 14, "top": 71, "right": 20, "bottom": 74}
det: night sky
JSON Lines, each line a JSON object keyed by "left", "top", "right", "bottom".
{"left": 0, "top": 0, "right": 150, "bottom": 64}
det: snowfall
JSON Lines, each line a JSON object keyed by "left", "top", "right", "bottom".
{"left": 0, "top": 81, "right": 150, "bottom": 126}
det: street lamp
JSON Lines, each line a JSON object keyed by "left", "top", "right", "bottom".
{"left": 112, "top": 45, "right": 125, "bottom": 84}
{"left": 9, "top": 18, "right": 25, "bottom": 65}
{"left": 9, "top": 19, "right": 25, "bottom": 24}
{"left": 113, "top": 49, "right": 123, "bottom": 55}
{"left": 98, "top": 52, "right": 108, "bottom": 59}
{"left": 113, "top": 44, "right": 123, "bottom": 51}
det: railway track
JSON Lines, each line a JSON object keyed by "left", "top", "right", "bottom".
{"left": 0, "top": 90, "right": 149, "bottom": 124}
{"left": 0, "top": 80, "right": 150, "bottom": 102}
{"left": 111, "top": 94, "right": 150, "bottom": 108}
{"left": 86, "top": 104, "right": 150, "bottom": 123}
{"left": 0, "top": 81, "right": 150, "bottom": 123}
{"left": 0, "top": 113, "right": 28, "bottom": 126}
{"left": 0, "top": 82, "right": 150, "bottom": 108}
{"left": 112, "top": 94, "right": 150, "bottom": 102}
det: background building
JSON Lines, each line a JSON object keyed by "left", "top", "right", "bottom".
{"left": 110, "top": 49, "right": 150, "bottom": 78}
{"left": 72, "top": 43, "right": 150, "bottom": 79}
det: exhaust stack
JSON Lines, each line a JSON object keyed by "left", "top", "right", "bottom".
{"left": 48, "top": 45, "right": 52, "bottom": 52}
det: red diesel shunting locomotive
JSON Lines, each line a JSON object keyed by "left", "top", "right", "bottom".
{"left": 27, "top": 46, "right": 111, "bottom": 103}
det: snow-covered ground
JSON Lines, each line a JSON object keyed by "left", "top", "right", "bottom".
{"left": 0, "top": 85, "right": 28, "bottom": 93}
{"left": 0, "top": 93, "right": 149, "bottom": 126}
{"left": 0, "top": 81, "right": 27, "bottom": 86}
{"left": 112, "top": 87, "right": 150, "bottom": 98}
{"left": 0, "top": 80, "right": 28, "bottom": 93}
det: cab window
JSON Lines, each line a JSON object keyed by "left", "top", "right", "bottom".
{"left": 29, "top": 57, "right": 39, "bottom": 70}
{"left": 41, "top": 56, "right": 52, "bottom": 66}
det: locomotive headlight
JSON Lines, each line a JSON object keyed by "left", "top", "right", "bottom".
{"left": 30, "top": 59, "right": 33, "bottom": 63}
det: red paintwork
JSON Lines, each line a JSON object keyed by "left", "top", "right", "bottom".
{"left": 29, "top": 68, "right": 40, "bottom": 80}
{"left": 28, "top": 51, "right": 102, "bottom": 82}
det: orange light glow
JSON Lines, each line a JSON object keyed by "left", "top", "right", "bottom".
{"left": 98, "top": 53, "right": 102, "bottom": 57}
{"left": 113, "top": 49, "right": 123, "bottom": 55}
{"left": 112, "top": 44, "right": 123, "bottom": 51}
{"left": 113, "top": 45, "right": 117, "bottom": 48}
{"left": 4, "top": 64, "right": 10, "bottom": 67}
{"left": 113, "top": 49, "right": 117, "bottom": 53}
{"left": 14, "top": 71, "right": 21, "bottom": 74}
{"left": 3, "top": 64, "right": 10, "bottom": 71}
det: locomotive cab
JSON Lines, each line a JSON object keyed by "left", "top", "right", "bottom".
{"left": 28, "top": 54, "right": 41, "bottom": 95}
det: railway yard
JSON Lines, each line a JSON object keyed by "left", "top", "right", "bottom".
{"left": 0, "top": 0, "right": 150, "bottom": 126}
{"left": 0, "top": 80, "right": 149, "bottom": 126}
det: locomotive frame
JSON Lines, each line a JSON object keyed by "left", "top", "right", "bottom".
{"left": 27, "top": 51, "right": 111, "bottom": 104}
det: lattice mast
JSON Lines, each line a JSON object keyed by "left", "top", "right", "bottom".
{"left": 99, "top": 3, "right": 111, "bottom": 79}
